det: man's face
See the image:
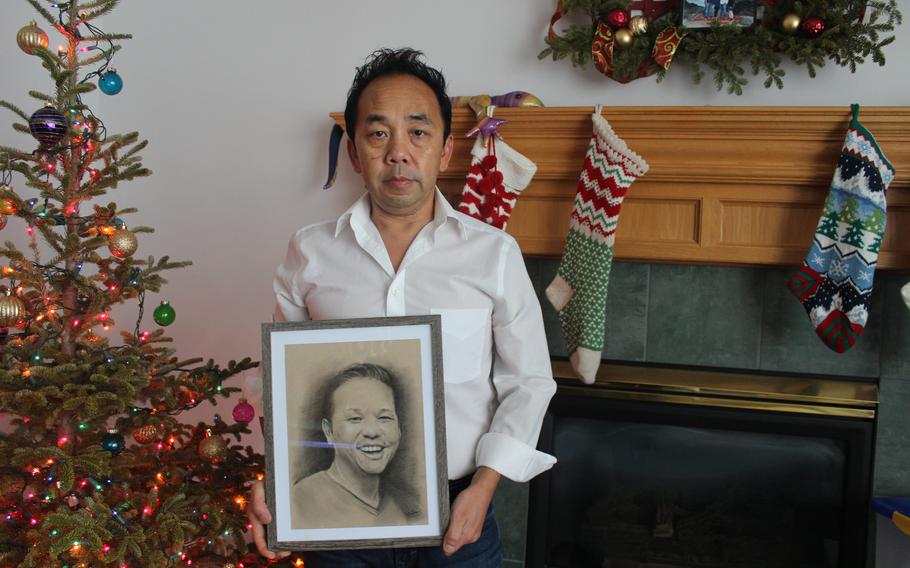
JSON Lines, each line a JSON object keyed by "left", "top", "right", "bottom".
{"left": 323, "top": 377, "right": 401, "bottom": 476}
{"left": 347, "top": 74, "right": 454, "bottom": 217}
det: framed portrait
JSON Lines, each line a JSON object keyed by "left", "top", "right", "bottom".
{"left": 261, "top": 316, "right": 448, "bottom": 550}
{"left": 680, "top": 0, "right": 757, "bottom": 29}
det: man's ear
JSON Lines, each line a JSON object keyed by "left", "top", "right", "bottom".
{"left": 321, "top": 418, "right": 334, "bottom": 443}
{"left": 347, "top": 138, "right": 363, "bottom": 175}
{"left": 438, "top": 133, "right": 455, "bottom": 173}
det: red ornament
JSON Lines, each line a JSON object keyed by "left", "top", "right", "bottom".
{"left": 605, "top": 9, "right": 630, "bottom": 29}
{"left": 132, "top": 423, "right": 162, "bottom": 445}
{"left": 232, "top": 399, "right": 256, "bottom": 424}
{"left": 801, "top": 17, "right": 826, "bottom": 38}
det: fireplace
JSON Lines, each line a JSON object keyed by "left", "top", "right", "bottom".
{"left": 527, "top": 360, "right": 877, "bottom": 568}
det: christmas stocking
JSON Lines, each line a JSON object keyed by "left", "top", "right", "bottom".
{"left": 787, "top": 104, "right": 895, "bottom": 353}
{"left": 457, "top": 135, "right": 536, "bottom": 230}
{"left": 545, "top": 108, "right": 649, "bottom": 383}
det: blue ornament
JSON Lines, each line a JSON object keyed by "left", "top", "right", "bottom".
{"left": 99, "top": 70, "right": 123, "bottom": 95}
{"left": 29, "top": 105, "right": 67, "bottom": 145}
{"left": 101, "top": 430, "right": 125, "bottom": 454}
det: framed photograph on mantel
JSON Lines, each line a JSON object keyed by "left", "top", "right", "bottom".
{"left": 261, "top": 316, "right": 448, "bottom": 551}
{"left": 680, "top": 0, "right": 757, "bottom": 29}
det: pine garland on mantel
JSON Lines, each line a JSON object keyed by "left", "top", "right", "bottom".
{"left": 539, "top": 0, "right": 902, "bottom": 94}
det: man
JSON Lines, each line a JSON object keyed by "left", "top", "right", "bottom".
{"left": 292, "top": 363, "right": 413, "bottom": 529}
{"left": 247, "top": 48, "right": 556, "bottom": 566}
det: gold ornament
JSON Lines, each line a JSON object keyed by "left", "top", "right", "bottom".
{"left": 0, "top": 292, "right": 25, "bottom": 327}
{"left": 614, "top": 28, "right": 634, "bottom": 47}
{"left": 108, "top": 228, "right": 138, "bottom": 258}
{"left": 629, "top": 15, "right": 648, "bottom": 36}
{"left": 198, "top": 430, "right": 228, "bottom": 462}
{"left": 132, "top": 423, "right": 162, "bottom": 445}
{"left": 781, "top": 13, "right": 801, "bottom": 34}
{"left": 17, "top": 21, "right": 49, "bottom": 55}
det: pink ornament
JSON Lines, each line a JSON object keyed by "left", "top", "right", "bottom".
{"left": 801, "top": 17, "right": 826, "bottom": 38}
{"left": 605, "top": 9, "right": 630, "bottom": 29}
{"left": 232, "top": 399, "right": 255, "bottom": 424}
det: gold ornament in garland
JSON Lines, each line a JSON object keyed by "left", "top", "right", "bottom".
{"left": 17, "top": 21, "right": 48, "bottom": 55}
{"left": 614, "top": 28, "right": 634, "bottom": 47}
{"left": 108, "top": 228, "right": 138, "bottom": 258}
{"left": 0, "top": 291, "right": 25, "bottom": 327}
{"left": 781, "top": 13, "right": 801, "bottom": 34}
{"left": 629, "top": 15, "right": 648, "bottom": 36}
{"left": 540, "top": 0, "right": 903, "bottom": 94}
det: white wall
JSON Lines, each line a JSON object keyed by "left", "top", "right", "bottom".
{"left": 2, "top": 1, "right": 908, "bottom": 426}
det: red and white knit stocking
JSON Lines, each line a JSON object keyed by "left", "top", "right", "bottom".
{"left": 457, "top": 136, "right": 536, "bottom": 230}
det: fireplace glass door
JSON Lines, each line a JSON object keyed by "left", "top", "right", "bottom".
{"left": 527, "top": 393, "right": 874, "bottom": 568}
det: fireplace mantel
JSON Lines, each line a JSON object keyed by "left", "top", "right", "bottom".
{"left": 330, "top": 106, "right": 910, "bottom": 269}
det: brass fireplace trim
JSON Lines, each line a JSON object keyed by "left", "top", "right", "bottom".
{"left": 552, "top": 360, "right": 878, "bottom": 419}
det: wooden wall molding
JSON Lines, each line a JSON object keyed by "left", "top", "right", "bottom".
{"left": 331, "top": 106, "right": 910, "bottom": 269}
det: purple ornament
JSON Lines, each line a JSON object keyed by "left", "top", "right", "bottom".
{"left": 466, "top": 116, "right": 507, "bottom": 139}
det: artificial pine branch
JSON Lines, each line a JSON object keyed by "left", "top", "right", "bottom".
{"left": 81, "top": 33, "right": 133, "bottom": 42}
{"left": 80, "top": 0, "right": 124, "bottom": 23}
{"left": 0, "top": 101, "right": 31, "bottom": 123}
{"left": 23, "top": 0, "right": 59, "bottom": 28}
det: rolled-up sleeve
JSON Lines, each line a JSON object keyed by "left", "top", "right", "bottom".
{"left": 474, "top": 238, "right": 557, "bottom": 482}
{"left": 273, "top": 230, "right": 311, "bottom": 323}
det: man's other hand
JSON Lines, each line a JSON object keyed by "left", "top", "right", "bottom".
{"left": 442, "top": 467, "right": 501, "bottom": 556}
{"left": 247, "top": 480, "right": 291, "bottom": 560}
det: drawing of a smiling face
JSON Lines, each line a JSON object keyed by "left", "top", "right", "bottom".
{"left": 323, "top": 377, "right": 401, "bottom": 476}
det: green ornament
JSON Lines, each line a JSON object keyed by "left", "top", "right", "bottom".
{"left": 153, "top": 301, "right": 176, "bottom": 326}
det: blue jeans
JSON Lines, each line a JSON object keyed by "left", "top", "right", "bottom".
{"left": 302, "top": 503, "right": 501, "bottom": 568}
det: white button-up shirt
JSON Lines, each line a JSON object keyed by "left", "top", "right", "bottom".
{"left": 273, "top": 189, "right": 556, "bottom": 482}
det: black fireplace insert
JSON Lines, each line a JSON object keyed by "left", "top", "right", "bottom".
{"left": 526, "top": 362, "right": 876, "bottom": 568}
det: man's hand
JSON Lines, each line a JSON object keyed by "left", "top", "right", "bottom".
{"left": 442, "top": 467, "right": 501, "bottom": 557}
{"left": 247, "top": 480, "right": 291, "bottom": 560}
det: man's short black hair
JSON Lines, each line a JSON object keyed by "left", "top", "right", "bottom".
{"left": 343, "top": 48, "right": 452, "bottom": 143}
{"left": 321, "top": 363, "right": 402, "bottom": 426}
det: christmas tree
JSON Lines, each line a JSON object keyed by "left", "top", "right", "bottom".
{"left": 0, "top": 2, "right": 289, "bottom": 566}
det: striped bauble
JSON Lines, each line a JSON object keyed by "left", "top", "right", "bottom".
{"left": 29, "top": 105, "right": 67, "bottom": 145}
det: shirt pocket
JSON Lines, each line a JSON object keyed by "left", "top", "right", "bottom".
{"left": 430, "top": 308, "right": 491, "bottom": 385}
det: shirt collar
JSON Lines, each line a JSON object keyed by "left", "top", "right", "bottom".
{"left": 334, "top": 188, "right": 467, "bottom": 240}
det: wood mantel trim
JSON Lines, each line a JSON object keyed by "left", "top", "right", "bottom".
{"left": 331, "top": 106, "right": 910, "bottom": 268}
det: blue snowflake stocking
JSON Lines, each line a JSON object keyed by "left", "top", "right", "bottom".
{"left": 787, "top": 105, "right": 896, "bottom": 353}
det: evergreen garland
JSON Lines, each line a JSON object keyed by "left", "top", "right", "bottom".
{"left": 539, "top": 0, "right": 902, "bottom": 94}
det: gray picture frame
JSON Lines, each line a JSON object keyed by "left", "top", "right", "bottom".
{"left": 261, "top": 315, "right": 449, "bottom": 551}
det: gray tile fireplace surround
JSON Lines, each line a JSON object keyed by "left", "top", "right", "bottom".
{"left": 491, "top": 259, "right": 910, "bottom": 567}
